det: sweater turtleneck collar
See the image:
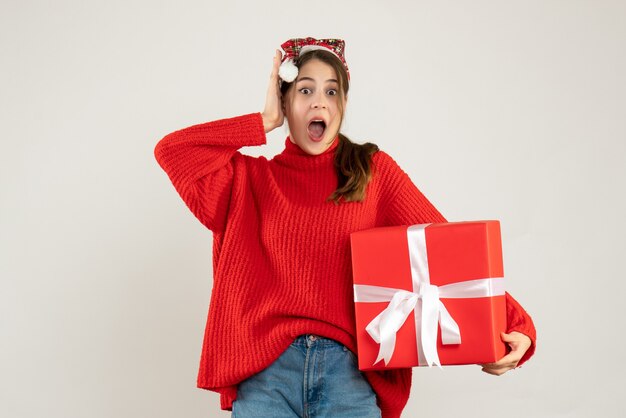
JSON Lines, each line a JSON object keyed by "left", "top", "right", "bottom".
{"left": 281, "top": 135, "right": 339, "bottom": 157}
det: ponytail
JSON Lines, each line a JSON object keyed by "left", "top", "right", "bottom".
{"left": 327, "top": 133, "right": 379, "bottom": 204}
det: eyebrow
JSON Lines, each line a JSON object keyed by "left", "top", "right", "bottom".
{"left": 295, "top": 77, "right": 338, "bottom": 84}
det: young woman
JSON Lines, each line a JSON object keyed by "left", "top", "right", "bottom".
{"left": 155, "top": 37, "right": 536, "bottom": 418}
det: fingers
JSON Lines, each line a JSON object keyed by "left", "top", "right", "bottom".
{"left": 481, "top": 364, "right": 513, "bottom": 376}
{"left": 268, "top": 49, "right": 283, "bottom": 96}
{"left": 480, "top": 357, "right": 516, "bottom": 376}
{"left": 270, "top": 49, "right": 282, "bottom": 80}
{"left": 501, "top": 331, "right": 531, "bottom": 355}
{"left": 483, "top": 352, "right": 518, "bottom": 368}
{"left": 261, "top": 49, "right": 285, "bottom": 133}
{"left": 478, "top": 332, "right": 532, "bottom": 376}
{"left": 480, "top": 345, "right": 524, "bottom": 376}
{"left": 502, "top": 331, "right": 531, "bottom": 345}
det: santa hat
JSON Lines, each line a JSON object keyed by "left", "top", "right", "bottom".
{"left": 278, "top": 37, "right": 349, "bottom": 83}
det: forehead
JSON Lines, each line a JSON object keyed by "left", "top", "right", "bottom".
{"left": 297, "top": 59, "right": 338, "bottom": 81}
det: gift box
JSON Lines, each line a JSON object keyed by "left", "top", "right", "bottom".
{"left": 350, "top": 221, "right": 507, "bottom": 371}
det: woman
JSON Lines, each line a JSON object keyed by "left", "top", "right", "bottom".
{"left": 155, "top": 37, "right": 536, "bottom": 418}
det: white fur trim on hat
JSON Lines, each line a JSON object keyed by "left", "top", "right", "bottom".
{"left": 278, "top": 58, "right": 298, "bottom": 83}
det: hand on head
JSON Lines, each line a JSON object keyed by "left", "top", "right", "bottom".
{"left": 261, "top": 50, "right": 285, "bottom": 133}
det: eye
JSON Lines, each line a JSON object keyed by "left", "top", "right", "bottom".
{"left": 299, "top": 88, "right": 312, "bottom": 94}
{"left": 327, "top": 89, "right": 337, "bottom": 96}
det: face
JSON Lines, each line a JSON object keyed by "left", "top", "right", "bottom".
{"left": 283, "top": 59, "right": 347, "bottom": 155}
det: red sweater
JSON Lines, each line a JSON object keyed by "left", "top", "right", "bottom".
{"left": 154, "top": 113, "right": 536, "bottom": 418}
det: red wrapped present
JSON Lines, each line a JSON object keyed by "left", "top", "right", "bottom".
{"left": 350, "top": 221, "right": 507, "bottom": 371}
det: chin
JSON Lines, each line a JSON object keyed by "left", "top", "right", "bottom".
{"left": 304, "top": 145, "right": 326, "bottom": 156}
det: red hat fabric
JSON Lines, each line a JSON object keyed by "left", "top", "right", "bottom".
{"left": 278, "top": 37, "right": 349, "bottom": 82}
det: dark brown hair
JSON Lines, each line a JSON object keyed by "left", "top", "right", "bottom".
{"left": 280, "top": 49, "right": 379, "bottom": 204}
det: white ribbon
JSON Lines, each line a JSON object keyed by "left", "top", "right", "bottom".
{"left": 353, "top": 224, "right": 505, "bottom": 368}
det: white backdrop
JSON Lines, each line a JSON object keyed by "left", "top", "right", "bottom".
{"left": 2, "top": 1, "right": 625, "bottom": 417}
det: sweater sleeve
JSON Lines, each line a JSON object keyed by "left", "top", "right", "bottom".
{"left": 376, "top": 151, "right": 447, "bottom": 225}
{"left": 505, "top": 292, "right": 537, "bottom": 367}
{"left": 376, "top": 150, "right": 537, "bottom": 366}
{"left": 154, "top": 113, "right": 266, "bottom": 233}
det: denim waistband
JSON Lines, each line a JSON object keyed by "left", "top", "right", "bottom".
{"left": 291, "top": 334, "right": 342, "bottom": 348}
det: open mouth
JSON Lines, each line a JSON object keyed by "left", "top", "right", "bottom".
{"left": 307, "top": 120, "right": 326, "bottom": 141}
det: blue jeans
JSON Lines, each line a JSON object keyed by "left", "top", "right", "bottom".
{"left": 232, "top": 334, "right": 381, "bottom": 418}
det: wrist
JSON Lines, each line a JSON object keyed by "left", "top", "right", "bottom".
{"left": 261, "top": 112, "right": 282, "bottom": 134}
{"left": 261, "top": 112, "right": 272, "bottom": 133}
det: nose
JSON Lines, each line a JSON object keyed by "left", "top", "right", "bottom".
{"left": 311, "top": 91, "right": 328, "bottom": 109}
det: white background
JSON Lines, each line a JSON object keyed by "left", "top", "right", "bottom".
{"left": 2, "top": 1, "right": 624, "bottom": 417}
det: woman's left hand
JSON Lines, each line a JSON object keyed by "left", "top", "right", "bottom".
{"left": 480, "top": 331, "right": 531, "bottom": 376}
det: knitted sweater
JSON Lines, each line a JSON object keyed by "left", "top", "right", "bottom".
{"left": 154, "top": 113, "right": 536, "bottom": 418}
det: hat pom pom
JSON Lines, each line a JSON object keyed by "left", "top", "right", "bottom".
{"left": 278, "top": 58, "right": 298, "bottom": 83}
